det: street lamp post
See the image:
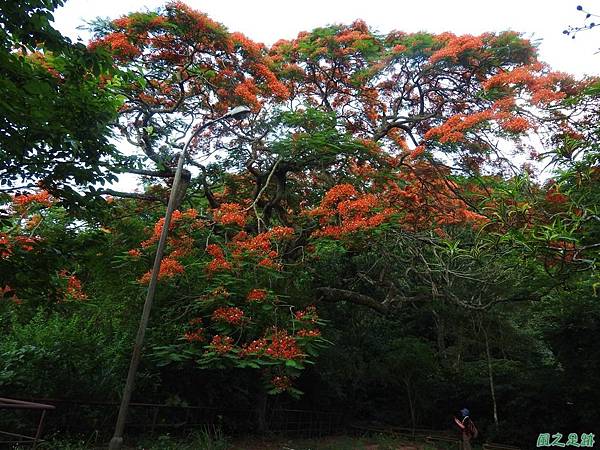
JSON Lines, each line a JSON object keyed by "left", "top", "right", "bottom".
{"left": 108, "top": 106, "right": 250, "bottom": 450}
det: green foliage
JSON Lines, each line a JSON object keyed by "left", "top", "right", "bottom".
{"left": 0, "top": 310, "right": 129, "bottom": 399}
{"left": 0, "top": 0, "right": 120, "bottom": 204}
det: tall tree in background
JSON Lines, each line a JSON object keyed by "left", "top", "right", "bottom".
{"left": 89, "top": 2, "right": 289, "bottom": 206}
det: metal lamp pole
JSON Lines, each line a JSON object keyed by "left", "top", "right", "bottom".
{"left": 108, "top": 106, "right": 250, "bottom": 450}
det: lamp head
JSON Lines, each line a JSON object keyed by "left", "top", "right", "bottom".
{"left": 224, "top": 106, "right": 251, "bottom": 120}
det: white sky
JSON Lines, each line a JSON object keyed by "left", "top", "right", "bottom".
{"left": 55, "top": 0, "right": 600, "bottom": 77}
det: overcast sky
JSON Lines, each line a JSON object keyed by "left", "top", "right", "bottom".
{"left": 54, "top": 0, "right": 600, "bottom": 77}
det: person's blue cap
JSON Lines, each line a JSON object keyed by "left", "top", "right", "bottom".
{"left": 460, "top": 408, "right": 470, "bottom": 417}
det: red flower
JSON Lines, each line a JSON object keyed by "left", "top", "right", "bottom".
{"left": 128, "top": 249, "right": 141, "bottom": 258}
{"left": 266, "top": 331, "right": 302, "bottom": 360}
{"left": 58, "top": 270, "right": 87, "bottom": 301}
{"left": 184, "top": 329, "right": 205, "bottom": 342}
{"left": 546, "top": 188, "right": 568, "bottom": 204}
{"left": 212, "top": 307, "right": 245, "bottom": 325}
{"left": 247, "top": 289, "right": 268, "bottom": 302}
{"left": 295, "top": 306, "right": 319, "bottom": 323}
{"left": 139, "top": 257, "right": 184, "bottom": 284}
{"left": 211, "top": 335, "right": 234, "bottom": 353}
{"left": 297, "top": 329, "right": 321, "bottom": 338}
{"left": 239, "top": 338, "right": 268, "bottom": 356}
{"left": 501, "top": 117, "right": 531, "bottom": 133}
{"left": 271, "top": 375, "right": 292, "bottom": 391}
{"left": 212, "top": 203, "right": 247, "bottom": 227}
{"left": 12, "top": 190, "right": 52, "bottom": 208}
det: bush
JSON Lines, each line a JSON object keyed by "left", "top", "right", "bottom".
{"left": 0, "top": 309, "right": 129, "bottom": 400}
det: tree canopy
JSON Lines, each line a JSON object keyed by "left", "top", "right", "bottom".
{"left": 1, "top": 2, "right": 599, "bottom": 446}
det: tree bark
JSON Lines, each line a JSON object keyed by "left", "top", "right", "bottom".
{"left": 171, "top": 168, "right": 191, "bottom": 210}
{"left": 405, "top": 379, "right": 416, "bottom": 433}
{"left": 481, "top": 322, "right": 499, "bottom": 428}
{"left": 432, "top": 308, "right": 447, "bottom": 360}
{"left": 255, "top": 386, "right": 268, "bottom": 433}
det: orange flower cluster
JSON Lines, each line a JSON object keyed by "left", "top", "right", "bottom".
{"left": 224, "top": 228, "right": 293, "bottom": 270}
{"left": 501, "top": 117, "right": 532, "bottom": 133}
{"left": 239, "top": 338, "right": 268, "bottom": 357}
{"left": 231, "top": 235, "right": 269, "bottom": 255}
{"left": 483, "top": 64, "right": 568, "bottom": 105}
{"left": 294, "top": 306, "right": 319, "bottom": 323}
{"left": 234, "top": 79, "right": 261, "bottom": 111}
{"left": 271, "top": 375, "right": 292, "bottom": 391}
{"left": 409, "top": 145, "right": 426, "bottom": 160}
{"left": 384, "top": 170, "right": 490, "bottom": 232}
{"left": 212, "top": 306, "right": 245, "bottom": 325}
{"left": 253, "top": 63, "right": 290, "bottom": 100}
{"left": 112, "top": 16, "right": 133, "bottom": 28}
{"left": 113, "top": 14, "right": 167, "bottom": 30}
{"left": 483, "top": 64, "right": 543, "bottom": 90}
{"left": 247, "top": 288, "right": 268, "bottom": 302}
{"left": 89, "top": 32, "right": 140, "bottom": 59}
{"left": 297, "top": 329, "right": 321, "bottom": 338}
{"left": 141, "top": 209, "right": 199, "bottom": 248}
{"left": 210, "top": 335, "right": 234, "bottom": 354}
{"left": 1, "top": 234, "right": 12, "bottom": 259}
{"left": 128, "top": 249, "right": 141, "bottom": 258}
{"left": 425, "top": 105, "right": 534, "bottom": 143}
{"left": 429, "top": 33, "right": 485, "bottom": 64}
{"left": 184, "top": 329, "right": 205, "bottom": 342}
{"left": 205, "top": 244, "right": 232, "bottom": 274}
{"left": 319, "top": 184, "right": 358, "bottom": 208}
{"left": 231, "top": 31, "right": 264, "bottom": 58}
{"left": 257, "top": 258, "right": 280, "bottom": 269}
{"left": 14, "top": 236, "right": 37, "bottom": 252}
{"left": 169, "top": 1, "right": 222, "bottom": 32}
{"left": 212, "top": 203, "right": 247, "bottom": 227}
{"left": 0, "top": 234, "right": 39, "bottom": 258}
{"left": 424, "top": 110, "right": 495, "bottom": 143}
{"left": 349, "top": 160, "right": 378, "bottom": 177}
{"left": 168, "top": 235, "right": 195, "bottom": 258}
{"left": 12, "top": 191, "right": 52, "bottom": 209}
{"left": 337, "top": 194, "right": 378, "bottom": 217}
{"left": 309, "top": 184, "right": 394, "bottom": 238}
{"left": 265, "top": 331, "right": 302, "bottom": 360}
{"left": 139, "top": 257, "right": 185, "bottom": 284}
{"left": 58, "top": 270, "right": 87, "bottom": 301}
{"left": 267, "top": 226, "right": 295, "bottom": 240}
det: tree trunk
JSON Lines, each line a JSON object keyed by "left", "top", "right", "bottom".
{"left": 256, "top": 386, "right": 268, "bottom": 433}
{"left": 432, "top": 308, "right": 447, "bottom": 360}
{"left": 481, "top": 322, "right": 499, "bottom": 428}
{"left": 172, "top": 168, "right": 191, "bottom": 210}
{"left": 405, "top": 379, "right": 416, "bottom": 433}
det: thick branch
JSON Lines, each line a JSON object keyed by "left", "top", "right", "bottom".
{"left": 97, "top": 189, "right": 164, "bottom": 203}
{"left": 316, "top": 287, "right": 390, "bottom": 315}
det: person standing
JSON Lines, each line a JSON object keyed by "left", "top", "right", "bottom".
{"left": 454, "top": 408, "right": 478, "bottom": 450}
